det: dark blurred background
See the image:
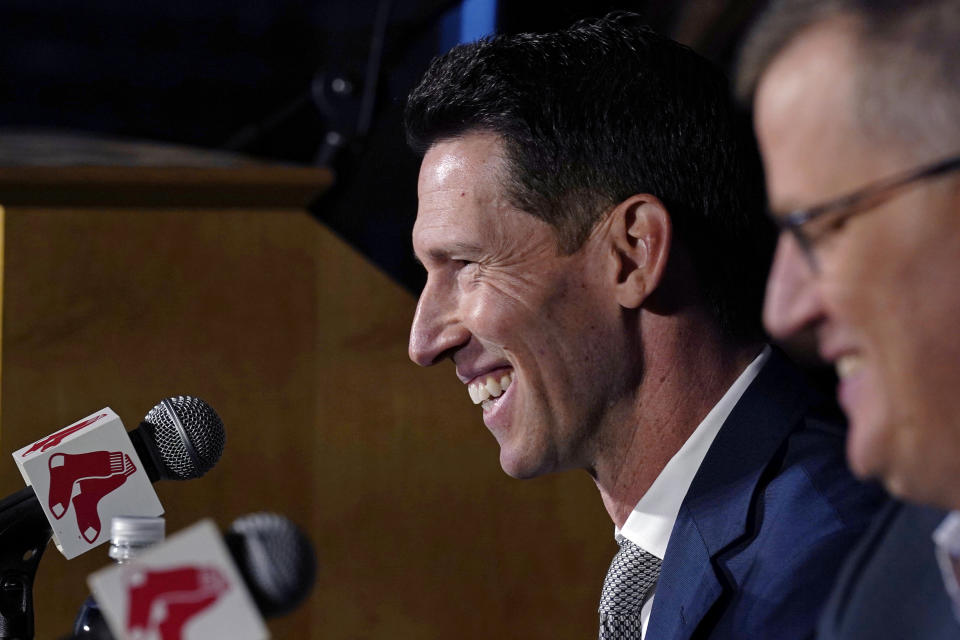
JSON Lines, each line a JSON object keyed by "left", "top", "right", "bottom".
{"left": 0, "top": 0, "right": 769, "bottom": 294}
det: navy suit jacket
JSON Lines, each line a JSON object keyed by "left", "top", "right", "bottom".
{"left": 818, "top": 501, "right": 960, "bottom": 639}
{"left": 645, "top": 349, "right": 887, "bottom": 640}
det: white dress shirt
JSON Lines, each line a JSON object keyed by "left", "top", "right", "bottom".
{"left": 614, "top": 345, "right": 771, "bottom": 638}
{"left": 933, "top": 510, "right": 960, "bottom": 623}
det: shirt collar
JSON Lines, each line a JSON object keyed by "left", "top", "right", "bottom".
{"left": 616, "top": 345, "right": 772, "bottom": 558}
{"left": 933, "top": 510, "right": 960, "bottom": 623}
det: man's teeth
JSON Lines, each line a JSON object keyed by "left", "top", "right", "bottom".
{"left": 836, "top": 355, "right": 862, "bottom": 379}
{"left": 468, "top": 372, "right": 514, "bottom": 405}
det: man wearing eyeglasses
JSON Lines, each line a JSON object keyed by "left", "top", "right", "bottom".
{"left": 738, "top": 0, "right": 960, "bottom": 637}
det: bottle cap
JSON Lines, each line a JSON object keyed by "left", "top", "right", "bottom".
{"left": 110, "top": 516, "right": 166, "bottom": 546}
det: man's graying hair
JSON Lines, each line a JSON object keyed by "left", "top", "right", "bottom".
{"left": 737, "top": 0, "right": 960, "bottom": 160}
{"left": 405, "top": 12, "right": 773, "bottom": 342}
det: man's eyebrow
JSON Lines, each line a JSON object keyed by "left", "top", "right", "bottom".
{"left": 412, "top": 242, "right": 484, "bottom": 265}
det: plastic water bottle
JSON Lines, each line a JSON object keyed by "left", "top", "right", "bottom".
{"left": 72, "top": 516, "right": 165, "bottom": 638}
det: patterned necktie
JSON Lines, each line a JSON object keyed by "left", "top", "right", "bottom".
{"left": 598, "top": 537, "right": 662, "bottom": 640}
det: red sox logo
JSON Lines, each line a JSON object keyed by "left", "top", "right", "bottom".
{"left": 21, "top": 413, "right": 110, "bottom": 457}
{"left": 47, "top": 450, "right": 137, "bottom": 543}
{"left": 126, "top": 566, "right": 230, "bottom": 640}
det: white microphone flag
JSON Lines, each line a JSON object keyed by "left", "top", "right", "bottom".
{"left": 89, "top": 518, "right": 270, "bottom": 640}
{"left": 12, "top": 407, "right": 163, "bottom": 559}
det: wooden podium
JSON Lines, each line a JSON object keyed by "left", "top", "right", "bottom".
{"left": 0, "top": 132, "right": 611, "bottom": 639}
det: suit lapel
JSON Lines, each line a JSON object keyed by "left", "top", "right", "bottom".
{"left": 646, "top": 350, "right": 817, "bottom": 640}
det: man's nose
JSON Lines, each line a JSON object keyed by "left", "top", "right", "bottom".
{"left": 408, "top": 280, "right": 470, "bottom": 367}
{"left": 763, "top": 234, "right": 826, "bottom": 340}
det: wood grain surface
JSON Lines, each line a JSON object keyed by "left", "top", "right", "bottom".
{"left": 0, "top": 166, "right": 611, "bottom": 639}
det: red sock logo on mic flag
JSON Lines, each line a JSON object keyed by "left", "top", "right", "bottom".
{"left": 47, "top": 450, "right": 137, "bottom": 542}
{"left": 126, "top": 566, "right": 230, "bottom": 640}
{"left": 20, "top": 413, "right": 109, "bottom": 457}
{"left": 48, "top": 451, "right": 130, "bottom": 517}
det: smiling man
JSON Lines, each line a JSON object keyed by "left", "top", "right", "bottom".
{"left": 405, "top": 13, "right": 884, "bottom": 639}
{"left": 737, "top": 0, "right": 960, "bottom": 637}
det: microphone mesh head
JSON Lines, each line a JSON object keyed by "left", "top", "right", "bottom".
{"left": 227, "top": 512, "right": 317, "bottom": 618}
{"left": 143, "top": 396, "right": 225, "bottom": 480}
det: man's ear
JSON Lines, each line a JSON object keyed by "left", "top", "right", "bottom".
{"left": 608, "top": 194, "right": 672, "bottom": 309}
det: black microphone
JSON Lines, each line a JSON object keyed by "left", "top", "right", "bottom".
{"left": 224, "top": 512, "right": 317, "bottom": 619}
{"left": 131, "top": 396, "right": 226, "bottom": 483}
{"left": 0, "top": 396, "right": 226, "bottom": 640}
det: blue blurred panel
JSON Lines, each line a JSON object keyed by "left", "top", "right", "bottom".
{"left": 460, "top": 0, "right": 497, "bottom": 42}
{"left": 439, "top": 0, "right": 497, "bottom": 51}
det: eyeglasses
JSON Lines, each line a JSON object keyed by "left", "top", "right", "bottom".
{"left": 773, "top": 152, "right": 960, "bottom": 270}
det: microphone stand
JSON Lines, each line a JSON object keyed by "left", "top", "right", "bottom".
{"left": 0, "top": 486, "right": 52, "bottom": 640}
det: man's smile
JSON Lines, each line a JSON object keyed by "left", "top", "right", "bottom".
{"left": 467, "top": 370, "right": 514, "bottom": 406}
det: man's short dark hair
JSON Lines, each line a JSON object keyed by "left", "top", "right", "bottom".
{"left": 737, "top": 0, "right": 960, "bottom": 159}
{"left": 405, "top": 12, "right": 773, "bottom": 342}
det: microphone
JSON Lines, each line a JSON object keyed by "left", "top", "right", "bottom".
{"left": 132, "top": 397, "right": 226, "bottom": 483}
{"left": 224, "top": 512, "right": 317, "bottom": 619}
{"left": 0, "top": 397, "right": 226, "bottom": 640}
{"left": 84, "top": 512, "right": 316, "bottom": 640}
